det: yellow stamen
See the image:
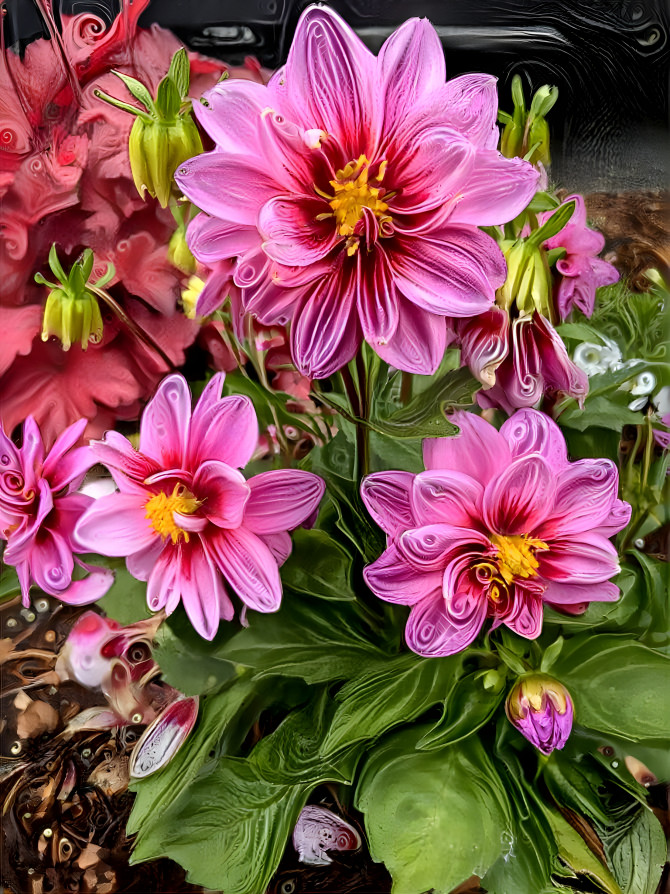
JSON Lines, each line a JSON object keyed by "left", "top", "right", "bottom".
{"left": 489, "top": 533, "right": 549, "bottom": 585}
{"left": 320, "top": 154, "right": 392, "bottom": 239}
{"left": 145, "top": 484, "right": 200, "bottom": 544}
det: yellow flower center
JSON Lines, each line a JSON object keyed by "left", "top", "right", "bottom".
{"left": 316, "top": 155, "right": 392, "bottom": 256}
{"left": 145, "top": 484, "right": 200, "bottom": 544}
{"left": 489, "top": 533, "right": 549, "bottom": 585}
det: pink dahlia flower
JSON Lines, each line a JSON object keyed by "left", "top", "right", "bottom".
{"left": 176, "top": 6, "right": 539, "bottom": 378}
{"left": 0, "top": 417, "right": 113, "bottom": 606}
{"left": 74, "top": 373, "right": 325, "bottom": 639}
{"left": 361, "top": 409, "right": 631, "bottom": 657}
{"left": 541, "top": 194, "right": 619, "bottom": 319}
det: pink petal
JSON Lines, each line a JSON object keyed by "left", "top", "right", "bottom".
{"left": 75, "top": 493, "right": 156, "bottom": 557}
{"left": 364, "top": 543, "right": 442, "bottom": 605}
{"left": 42, "top": 418, "right": 87, "bottom": 483}
{"left": 453, "top": 151, "right": 539, "bottom": 226}
{"left": 194, "top": 460, "right": 250, "bottom": 529}
{"left": 258, "top": 531, "right": 293, "bottom": 566}
{"left": 411, "top": 470, "right": 483, "bottom": 528}
{"left": 176, "top": 542, "right": 226, "bottom": 640}
{"left": 377, "top": 17, "right": 446, "bottom": 136}
{"left": 360, "top": 470, "right": 416, "bottom": 538}
{"left": 458, "top": 305, "right": 509, "bottom": 387}
{"left": 356, "top": 245, "right": 400, "bottom": 344}
{"left": 139, "top": 374, "right": 192, "bottom": 470}
{"left": 374, "top": 297, "right": 446, "bottom": 375}
{"left": 146, "top": 545, "right": 182, "bottom": 615}
{"left": 209, "top": 526, "right": 282, "bottom": 612}
{"left": 189, "top": 393, "right": 259, "bottom": 470}
{"left": 501, "top": 588, "right": 543, "bottom": 639}
{"left": 398, "top": 524, "right": 489, "bottom": 570}
{"left": 244, "top": 469, "right": 325, "bottom": 534}
{"left": 126, "top": 537, "right": 165, "bottom": 581}
{"left": 406, "top": 588, "right": 486, "bottom": 657}
{"left": 423, "top": 411, "right": 511, "bottom": 483}
{"left": 484, "top": 455, "right": 555, "bottom": 536}
{"left": 193, "top": 78, "right": 268, "bottom": 153}
{"left": 538, "top": 533, "right": 620, "bottom": 584}
{"left": 28, "top": 529, "right": 75, "bottom": 596}
{"left": 57, "top": 566, "right": 115, "bottom": 605}
{"left": 543, "top": 579, "right": 619, "bottom": 606}
{"left": 280, "top": 6, "right": 377, "bottom": 156}
{"left": 594, "top": 499, "right": 632, "bottom": 538}
{"left": 19, "top": 417, "right": 45, "bottom": 492}
{"left": 259, "top": 195, "right": 338, "bottom": 267}
{"left": 390, "top": 127, "right": 475, "bottom": 216}
{"left": 499, "top": 408, "right": 568, "bottom": 471}
{"left": 442, "top": 74, "right": 500, "bottom": 149}
{"left": 175, "top": 152, "right": 280, "bottom": 225}
{"left": 540, "top": 459, "right": 619, "bottom": 537}
{"left": 91, "top": 431, "right": 161, "bottom": 484}
{"left": 393, "top": 231, "right": 499, "bottom": 317}
{"left": 187, "top": 213, "right": 261, "bottom": 264}
{"left": 291, "top": 268, "right": 360, "bottom": 379}
{"left": 533, "top": 314, "right": 589, "bottom": 405}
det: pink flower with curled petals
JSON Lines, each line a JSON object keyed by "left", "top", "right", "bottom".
{"left": 74, "top": 373, "right": 325, "bottom": 639}
{"left": 361, "top": 409, "right": 630, "bottom": 657}
{"left": 0, "top": 417, "right": 113, "bottom": 607}
{"left": 176, "top": 6, "right": 539, "bottom": 379}
{"left": 541, "top": 194, "right": 619, "bottom": 319}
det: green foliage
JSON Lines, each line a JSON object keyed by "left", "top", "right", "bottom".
{"left": 280, "top": 528, "right": 356, "bottom": 601}
{"left": 356, "top": 727, "right": 512, "bottom": 894}
{"left": 96, "top": 561, "right": 153, "bottom": 624}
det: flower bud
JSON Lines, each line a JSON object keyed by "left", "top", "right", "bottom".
{"left": 505, "top": 674, "right": 574, "bottom": 755}
{"left": 134, "top": 114, "right": 202, "bottom": 208}
{"left": 498, "top": 238, "right": 553, "bottom": 318}
{"left": 499, "top": 76, "right": 558, "bottom": 167}
{"left": 36, "top": 246, "right": 114, "bottom": 351}
{"left": 168, "top": 225, "right": 197, "bottom": 274}
{"left": 181, "top": 275, "right": 205, "bottom": 319}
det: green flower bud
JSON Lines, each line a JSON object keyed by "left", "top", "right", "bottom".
{"left": 499, "top": 75, "right": 558, "bottom": 167}
{"left": 36, "top": 246, "right": 114, "bottom": 352}
{"left": 498, "top": 238, "right": 553, "bottom": 318}
{"left": 168, "top": 225, "right": 197, "bottom": 274}
{"left": 95, "top": 48, "right": 203, "bottom": 208}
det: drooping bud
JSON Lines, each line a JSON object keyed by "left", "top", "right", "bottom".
{"left": 36, "top": 245, "right": 114, "bottom": 351}
{"left": 95, "top": 48, "right": 203, "bottom": 208}
{"left": 499, "top": 75, "right": 558, "bottom": 167}
{"left": 168, "top": 224, "right": 197, "bottom": 274}
{"left": 505, "top": 674, "right": 574, "bottom": 755}
{"left": 497, "top": 200, "right": 576, "bottom": 319}
{"left": 181, "top": 275, "right": 205, "bottom": 319}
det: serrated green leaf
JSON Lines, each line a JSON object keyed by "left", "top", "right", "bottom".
{"left": 356, "top": 727, "right": 511, "bottom": 894}
{"left": 606, "top": 807, "right": 666, "bottom": 894}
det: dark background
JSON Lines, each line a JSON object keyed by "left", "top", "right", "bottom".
{"left": 6, "top": 0, "right": 669, "bottom": 192}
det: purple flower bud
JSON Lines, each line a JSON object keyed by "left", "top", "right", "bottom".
{"left": 293, "top": 806, "right": 361, "bottom": 866}
{"left": 505, "top": 674, "right": 574, "bottom": 755}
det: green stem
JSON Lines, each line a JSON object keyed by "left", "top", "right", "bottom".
{"left": 88, "top": 286, "right": 177, "bottom": 372}
{"left": 355, "top": 352, "right": 370, "bottom": 478}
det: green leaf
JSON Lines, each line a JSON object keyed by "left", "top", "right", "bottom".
{"left": 113, "top": 70, "right": 156, "bottom": 113}
{"left": 552, "top": 635, "right": 670, "bottom": 741}
{"left": 372, "top": 367, "right": 479, "bottom": 439}
{"left": 605, "top": 807, "right": 666, "bottom": 894}
{"left": 558, "top": 394, "right": 644, "bottom": 432}
{"left": 356, "top": 728, "right": 511, "bottom": 894}
{"left": 556, "top": 321, "right": 613, "bottom": 344}
{"left": 215, "top": 593, "right": 387, "bottom": 683}
{"left": 544, "top": 808, "right": 623, "bottom": 894}
{"left": 417, "top": 670, "right": 504, "bottom": 750}
{"left": 128, "top": 677, "right": 261, "bottom": 837}
{"left": 525, "top": 191, "right": 560, "bottom": 213}
{"left": 0, "top": 565, "right": 21, "bottom": 605}
{"left": 96, "top": 561, "right": 152, "bottom": 624}
{"left": 132, "top": 757, "right": 309, "bottom": 894}
{"left": 280, "top": 528, "right": 355, "bottom": 601}
{"left": 321, "top": 653, "right": 462, "bottom": 756}
{"left": 167, "top": 48, "right": 190, "bottom": 98}
{"left": 153, "top": 610, "right": 237, "bottom": 696}
{"left": 527, "top": 200, "right": 575, "bottom": 246}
